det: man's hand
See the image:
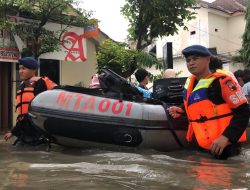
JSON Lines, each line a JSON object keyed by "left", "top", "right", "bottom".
{"left": 210, "top": 135, "right": 229, "bottom": 155}
{"left": 167, "top": 106, "right": 185, "bottom": 118}
{"left": 30, "top": 76, "right": 41, "bottom": 82}
{"left": 4, "top": 132, "right": 13, "bottom": 141}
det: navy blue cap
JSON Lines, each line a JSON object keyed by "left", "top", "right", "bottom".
{"left": 19, "top": 57, "right": 39, "bottom": 70}
{"left": 182, "top": 45, "right": 212, "bottom": 58}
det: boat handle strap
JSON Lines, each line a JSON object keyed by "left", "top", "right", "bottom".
{"left": 162, "top": 102, "right": 184, "bottom": 148}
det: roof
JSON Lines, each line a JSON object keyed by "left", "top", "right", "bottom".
{"left": 200, "top": 0, "right": 247, "bottom": 15}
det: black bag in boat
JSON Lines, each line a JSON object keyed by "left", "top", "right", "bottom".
{"left": 98, "top": 68, "right": 143, "bottom": 101}
{"left": 153, "top": 77, "right": 187, "bottom": 103}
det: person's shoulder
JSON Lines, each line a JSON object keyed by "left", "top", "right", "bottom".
{"left": 34, "top": 77, "right": 46, "bottom": 87}
{"left": 242, "top": 82, "right": 250, "bottom": 95}
{"left": 138, "top": 84, "right": 145, "bottom": 89}
{"left": 41, "top": 76, "right": 57, "bottom": 90}
{"left": 214, "top": 69, "right": 236, "bottom": 78}
{"left": 243, "top": 81, "right": 250, "bottom": 87}
{"left": 213, "top": 70, "right": 239, "bottom": 84}
{"left": 218, "top": 73, "right": 248, "bottom": 107}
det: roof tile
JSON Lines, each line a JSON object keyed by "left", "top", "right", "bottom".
{"left": 200, "top": 0, "right": 247, "bottom": 14}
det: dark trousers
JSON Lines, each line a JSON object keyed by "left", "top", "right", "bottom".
{"left": 12, "top": 115, "right": 43, "bottom": 145}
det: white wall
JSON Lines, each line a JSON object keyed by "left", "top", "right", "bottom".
{"left": 153, "top": 8, "right": 209, "bottom": 79}
{"left": 208, "top": 12, "right": 229, "bottom": 54}
{"left": 173, "top": 58, "right": 191, "bottom": 77}
{"left": 227, "top": 14, "right": 246, "bottom": 55}
{"left": 153, "top": 7, "right": 246, "bottom": 80}
{"left": 61, "top": 39, "right": 98, "bottom": 87}
{"left": 207, "top": 11, "right": 245, "bottom": 55}
{"left": 156, "top": 7, "right": 209, "bottom": 59}
{"left": 155, "top": 7, "right": 246, "bottom": 59}
{"left": 227, "top": 62, "right": 245, "bottom": 73}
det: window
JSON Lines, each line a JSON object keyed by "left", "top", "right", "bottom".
{"left": 190, "top": 31, "right": 196, "bottom": 35}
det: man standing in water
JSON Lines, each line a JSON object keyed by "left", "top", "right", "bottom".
{"left": 4, "top": 57, "right": 57, "bottom": 146}
{"left": 168, "top": 45, "right": 249, "bottom": 159}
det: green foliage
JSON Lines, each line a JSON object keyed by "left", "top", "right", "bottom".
{"left": 152, "top": 71, "right": 164, "bottom": 81}
{"left": 175, "top": 70, "right": 183, "bottom": 77}
{"left": 136, "top": 51, "right": 162, "bottom": 70}
{"left": 0, "top": 0, "right": 93, "bottom": 58}
{"left": 240, "top": 0, "right": 250, "bottom": 67}
{"left": 96, "top": 39, "right": 137, "bottom": 78}
{"left": 96, "top": 39, "right": 162, "bottom": 78}
{"left": 151, "top": 69, "right": 183, "bottom": 81}
{"left": 121, "top": 0, "right": 197, "bottom": 50}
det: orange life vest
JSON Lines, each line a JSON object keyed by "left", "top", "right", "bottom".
{"left": 183, "top": 70, "right": 247, "bottom": 150}
{"left": 16, "top": 77, "right": 57, "bottom": 119}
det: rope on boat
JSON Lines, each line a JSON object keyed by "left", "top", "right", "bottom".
{"left": 162, "top": 102, "right": 184, "bottom": 148}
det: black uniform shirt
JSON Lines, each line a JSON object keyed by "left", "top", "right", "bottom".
{"left": 207, "top": 78, "right": 249, "bottom": 143}
{"left": 33, "top": 78, "right": 48, "bottom": 95}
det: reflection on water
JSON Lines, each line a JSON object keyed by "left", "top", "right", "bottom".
{"left": 1, "top": 137, "right": 250, "bottom": 190}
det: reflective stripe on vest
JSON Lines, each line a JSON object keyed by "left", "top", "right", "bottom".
{"left": 183, "top": 72, "right": 246, "bottom": 150}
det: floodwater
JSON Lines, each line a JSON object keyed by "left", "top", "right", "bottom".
{"left": 1, "top": 137, "right": 250, "bottom": 190}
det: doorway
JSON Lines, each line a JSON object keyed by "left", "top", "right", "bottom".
{"left": 0, "top": 62, "right": 12, "bottom": 132}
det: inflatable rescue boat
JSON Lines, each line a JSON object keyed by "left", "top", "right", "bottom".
{"left": 28, "top": 69, "right": 193, "bottom": 151}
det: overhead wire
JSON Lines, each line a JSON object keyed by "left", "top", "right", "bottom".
{"left": 185, "top": 22, "right": 242, "bottom": 54}
{"left": 165, "top": 23, "right": 243, "bottom": 57}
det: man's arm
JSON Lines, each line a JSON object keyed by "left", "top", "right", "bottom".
{"left": 210, "top": 76, "right": 249, "bottom": 155}
{"left": 33, "top": 78, "right": 47, "bottom": 95}
{"left": 220, "top": 76, "right": 250, "bottom": 143}
{"left": 223, "top": 103, "right": 249, "bottom": 143}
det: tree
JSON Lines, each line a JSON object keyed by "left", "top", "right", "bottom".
{"left": 239, "top": 1, "right": 250, "bottom": 67}
{"left": 0, "top": 0, "right": 93, "bottom": 58}
{"left": 97, "top": 39, "right": 162, "bottom": 78}
{"left": 121, "top": 0, "right": 197, "bottom": 50}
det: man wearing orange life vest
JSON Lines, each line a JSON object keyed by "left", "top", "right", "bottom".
{"left": 167, "top": 45, "right": 250, "bottom": 159}
{"left": 4, "top": 57, "right": 57, "bottom": 146}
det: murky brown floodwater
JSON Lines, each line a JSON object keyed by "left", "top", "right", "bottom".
{"left": 1, "top": 136, "right": 250, "bottom": 190}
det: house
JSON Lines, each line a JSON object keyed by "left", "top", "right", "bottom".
{"left": 150, "top": 0, "right": 247, "bottom": 77}
{"left": 0, "top": 10, "right": 109, "bottom": 132}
